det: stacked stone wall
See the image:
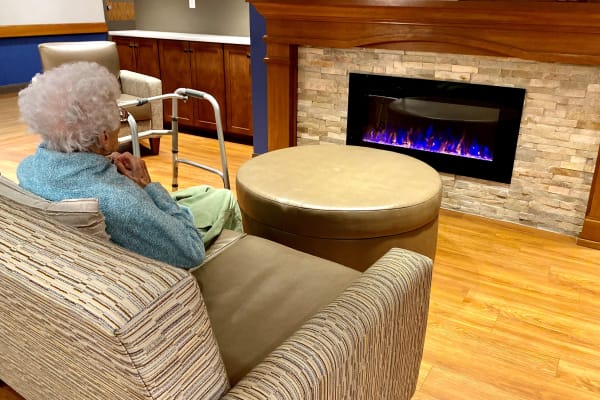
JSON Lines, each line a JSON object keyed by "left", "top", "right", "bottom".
{"left": 297, "top": 47, "right": 600, "bottom": 236}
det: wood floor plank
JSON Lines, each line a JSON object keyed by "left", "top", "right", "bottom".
{"left": 1, "top": 92, "right": 600, "bottom": 400}
{"left": 416, "top": 366, "right": 531, "bottom": 400}
{"left": 557, "top": 358, "right": 600, "bottom": 396}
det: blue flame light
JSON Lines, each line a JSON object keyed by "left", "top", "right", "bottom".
{"left": 362, "top": 125, "right": 494, "bottom": 161}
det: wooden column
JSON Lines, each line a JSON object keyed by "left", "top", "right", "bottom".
{"left": 578, "top": 146, "right": 600, "bottom": 249}
{"left": 264, "top": 43, "right": 298, "bottom": 150}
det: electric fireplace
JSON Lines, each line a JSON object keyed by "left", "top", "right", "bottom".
{"left": 346, "top": 73, "right": 526, "bottom": 183}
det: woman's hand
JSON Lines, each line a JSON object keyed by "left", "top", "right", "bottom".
{"left": 106, "top": 152, "right": 121, "bottom": 164}
{"left": 110, "top": 152, "right": 152, "bottom": 188}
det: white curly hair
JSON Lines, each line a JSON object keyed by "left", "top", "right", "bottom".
{"left": 18, "top": 61, "right": 121, "bottom": 153}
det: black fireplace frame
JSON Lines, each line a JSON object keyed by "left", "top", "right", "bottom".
{"left": 346, "top": 73, "right": 526, "bottom": 184}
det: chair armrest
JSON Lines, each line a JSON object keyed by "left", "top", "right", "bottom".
{"left": 120, "top": 69, "right": 163, "bottom": 130}
{"left": 0, "top": 197, "right": 229, "bottom": 400}
{"left": 223, "top": 248, "right": 433, "bottom": 400}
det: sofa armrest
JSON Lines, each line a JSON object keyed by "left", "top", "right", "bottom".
{"left": 0, "top": 197, "right": 229, "bottom": 400}
{"left": 223, "top": 248, "right": 432, "bottom": 400}
{"left": 120, "top": 69, "right": 163, "bottom": 130}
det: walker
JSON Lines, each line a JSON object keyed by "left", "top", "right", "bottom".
{"left": 117, "top": 88, "right": 230, "bottom": 190}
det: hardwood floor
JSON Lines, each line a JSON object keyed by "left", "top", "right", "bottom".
{"left": 1, "top": 92, "right": 599, "bottom": 399}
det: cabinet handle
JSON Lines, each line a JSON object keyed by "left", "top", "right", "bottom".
{"left": 246, "top": 52, "right": 251, "bottom": 58}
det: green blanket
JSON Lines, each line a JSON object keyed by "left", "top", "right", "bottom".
{"left": 172, "top": 185, "right": 243, "bottom": 247}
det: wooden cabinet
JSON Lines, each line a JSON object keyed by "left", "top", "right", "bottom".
{"left": 158, "top": 39, "right": 252, "bottom": 137}
{"left": 113, "top": 36, "right": 160, "bottom": 79}
{"left": 112, "top": 35, "right": 252, "bottom": 137}
{"left": 158, "top": 40, "right": 226, "bottom": 131}
{"left": 224, "top": 44, "right": 253, "bottom": 136}
{"left": 157, "top": 39, "right": 196, "bottom": 127}
{"left": 190, "top": 42, "right": 227, "bottom": 132}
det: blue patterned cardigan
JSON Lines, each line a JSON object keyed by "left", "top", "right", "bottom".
{"left": 18, "top": 145, "right": 205, "bottom": 268}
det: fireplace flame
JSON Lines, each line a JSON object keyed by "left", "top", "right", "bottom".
{"left": 363, "top": 126, "right": 493, "bottom": 161}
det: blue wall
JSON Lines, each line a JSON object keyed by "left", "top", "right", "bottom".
{"left": 249, "top": 5, "right": 267, "bottom": 155}
{"left": 0, "top": 33, "right": 108, "bottom": 87}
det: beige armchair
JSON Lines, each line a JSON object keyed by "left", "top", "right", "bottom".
{"left": 38, "top": 41, "right": 163, "bottom": 155}
{"left": 0, "top": 185, "right": 433, "bottom": 400}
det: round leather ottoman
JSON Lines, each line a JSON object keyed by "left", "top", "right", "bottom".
{"left": 236, "top": 145, "right": 442, "bottom": 271}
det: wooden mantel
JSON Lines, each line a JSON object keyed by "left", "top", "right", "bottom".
{"left": 250, "top": 0, "right": 600, "bottom": 150}
{"left": 249, "top": 0, "right": 600, "bottom": 247}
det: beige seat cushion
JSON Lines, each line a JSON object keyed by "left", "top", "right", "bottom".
{"left": 193, "top": 234, "right": 360, "bottom": 384}
{"left": 201, "top": 229, "right": 246, "bottom": 265}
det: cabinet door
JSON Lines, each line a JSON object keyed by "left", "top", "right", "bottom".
{"left": 190, "top": 42, "right": 226, "bottom": 131}
{"left": 113, "top": 37, "right": 137, "bottom": 72}
{"left": 224, "top": 45, "right": 253, "bottom": 136}
{"left": 158, "top": 40, "right": 194, "bottom": 126}
{"left": 135, "top": 38, "right": 160, "bottom": 78}
{"left": 113, "top": 37, "right": 160, "bottom": 79}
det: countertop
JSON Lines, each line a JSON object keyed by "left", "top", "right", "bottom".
{"left": 108, "top": 30, "right": 250, "bottom": 46}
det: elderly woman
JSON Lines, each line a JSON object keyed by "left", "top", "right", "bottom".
{"left": 17, "top": 61, "right": 242, "bottom": 269}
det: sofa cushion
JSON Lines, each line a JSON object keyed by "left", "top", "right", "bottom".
{"left": 199, "top": 229, "right": 246, "bottom": 266}
{"left": 0, "top": 174, "right": 109, "bottom": 240}
{"left": 193, "top": 234, "right": 361, "bottom": 384}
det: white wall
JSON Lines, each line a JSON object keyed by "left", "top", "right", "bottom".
{"left": 135, "top": 0, "right": 249, "bottom": 37}
{"left": 0, "top": 0, "right": 105, "bottom": 25}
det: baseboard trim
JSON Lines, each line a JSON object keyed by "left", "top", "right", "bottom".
{"left": 576, "top": 236, "right": 600, "bottom": 250}
{"left": 0, "top": 83, "right": 27, "bottom": 94}
{"left": 0, "top": 23, "right": 107, "bottom": 38}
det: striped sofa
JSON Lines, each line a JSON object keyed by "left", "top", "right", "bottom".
{"left": 0, "top": 191, "right": 433, "bottom": 400}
